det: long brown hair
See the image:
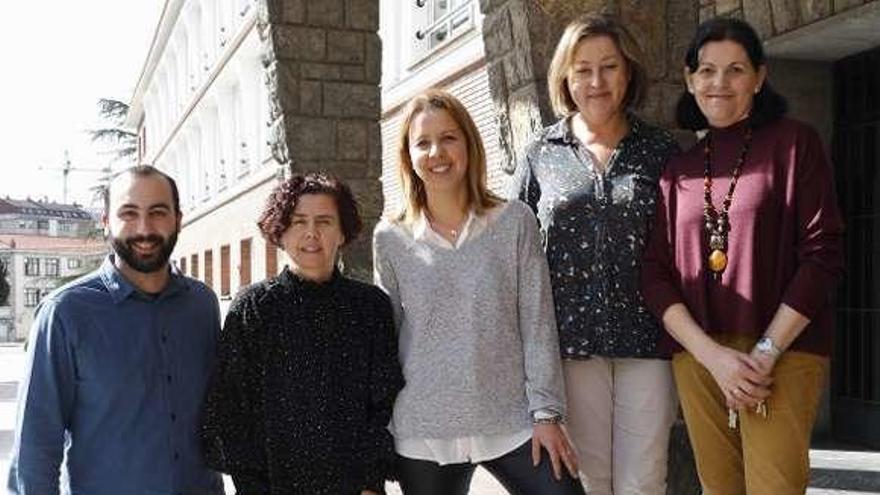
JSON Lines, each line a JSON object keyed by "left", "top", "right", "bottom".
{"left": 395, "top": 88, "right": 502, "bottom": 223}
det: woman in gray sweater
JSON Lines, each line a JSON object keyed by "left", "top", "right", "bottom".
{"left": 373, "top": 89, "right": 584, "bottom": 495}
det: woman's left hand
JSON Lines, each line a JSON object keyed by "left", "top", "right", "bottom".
{"left": 749, "top": 348, "right": 778, "bottom": 378}
{"left": 531, "top": 423, "right": 579, "bottom": 481}
{"left": 360, "top": 491, "right": 380, "bottom": 495}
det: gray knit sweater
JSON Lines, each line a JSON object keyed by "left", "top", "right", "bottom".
{"left": 372, "top": 200, "right": 566, "bottom": 440}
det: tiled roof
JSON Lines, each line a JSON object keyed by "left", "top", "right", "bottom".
{"left": 0, "top": 198, "right": 93, "bottom": 219}
{"left": 0, "top": 234, "right": 106, "bottom": 254}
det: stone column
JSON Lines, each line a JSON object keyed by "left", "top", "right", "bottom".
{"left": 478, "top": 0, "right": 584, "bottom": 172}
{"left": 259, "top": 0, "right": 382, "bottom": 281}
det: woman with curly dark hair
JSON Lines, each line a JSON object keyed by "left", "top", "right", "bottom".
{"left": 201, "top": 172, "right": 404, "bottom": 494}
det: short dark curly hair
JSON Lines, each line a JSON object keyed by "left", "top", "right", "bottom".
{"left": 257, "top": 172, "right": 362, "bottom": 248}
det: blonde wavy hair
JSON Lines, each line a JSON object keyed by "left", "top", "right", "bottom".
{"left": 547, "top": 13, "right": 648, "bottom": 117}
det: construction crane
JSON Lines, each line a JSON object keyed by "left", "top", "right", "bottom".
{"left": 39, "top": 150, "right": 112, "bottom": 204}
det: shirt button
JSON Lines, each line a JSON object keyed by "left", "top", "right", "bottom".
{"left": 174, "top": 452, "right": 180, "bottom": 461}
{"left": 161, "top": 335, "right": 167, "bottom": 344}
{"left": 171, "top": 413, "right": 177, "bottom": 422}
{"left": 166, "top": 375, "right": 172, "bottom": 383}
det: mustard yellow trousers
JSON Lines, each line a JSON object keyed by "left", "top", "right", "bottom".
{"left": 672, "top": 335, "right": 827, "bottom": 495}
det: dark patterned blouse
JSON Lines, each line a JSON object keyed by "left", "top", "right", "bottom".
{"left": 201, "top": 267, "right": 404, "bottom": 495}
{"left": 511, "top": 115, "right": 679, "bottom": 359}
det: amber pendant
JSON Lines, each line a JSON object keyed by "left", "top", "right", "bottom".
{"left": 708, "top": 249, "right": 728, "bottom": 273}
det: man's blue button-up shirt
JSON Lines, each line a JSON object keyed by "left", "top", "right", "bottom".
{"left": 7, "top": 256, "right": 224, "bottom": 495}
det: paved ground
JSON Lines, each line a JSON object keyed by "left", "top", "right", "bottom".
{"left": 2, "top": 343, "right": 878, "bottom": 494}
{"left": 0, "top": 343, "right": 26, "bottom": 485}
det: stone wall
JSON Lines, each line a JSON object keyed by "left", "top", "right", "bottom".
{"left": 259, "top": 0, "right": 383, "bottom": 281}
{"left": 699, "top": 0, "right": 878, "bottom": 38}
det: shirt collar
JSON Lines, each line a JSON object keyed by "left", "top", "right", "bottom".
{"left": 413, "top": 209, "right": 484, "bottom": 245}
{"left": 99, "top": 254, "right": 187, "bottom": 304}
{"left": 544, "top": 112, "right": 645, "bottom": 144}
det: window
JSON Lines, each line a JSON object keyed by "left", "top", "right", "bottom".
{"left": 37, "top": 220, "right": 49, "bottom": 230}
{"left": 25, "top": 257, "right": 40, "bottom": 276}
{"left": 412, "top": 0, "right": 475, "bottom": 60}
{"left": 240, "top": 238, "right": 252, "bottom": 288}
{"left": 67, "top": 258, "right": 82, "bottom": 269}
{"left": 25, "top": 288, "right": 40, "bottom": 307}
{"left": 204, "top": 249, "right": 214, "bottom": 289}
{"left": 191, "top": 253, "right": 200, "bottom": 279}
{"left": 45, "top": 258, "right": 60, "bottom": 277}
{"left": 220, "top": 245, "right": 230, "bottom": 297}
{"left": 265, "top": 242, "right": 277, "bottom": 279}
{"left": 179, "top": 256, "right": 187, "bottom": 275}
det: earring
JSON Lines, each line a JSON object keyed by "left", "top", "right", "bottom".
{"left": 754, "top": 86, "right": 761, "bottom": 94}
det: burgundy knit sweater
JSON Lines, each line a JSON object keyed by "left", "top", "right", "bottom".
{"left": 641, "top": 117, "right": 844, "bottom": 356}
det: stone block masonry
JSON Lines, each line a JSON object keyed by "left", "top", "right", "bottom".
{"left": 260, "top": 0, "right": 382, "bottom": 282}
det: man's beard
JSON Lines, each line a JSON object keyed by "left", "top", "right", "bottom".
{"left": 110, "top": 231, "right": 178, "bottom": 274}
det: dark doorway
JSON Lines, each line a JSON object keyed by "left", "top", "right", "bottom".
{"left": 832, "top": 45, "right": 880, "bottom": 448}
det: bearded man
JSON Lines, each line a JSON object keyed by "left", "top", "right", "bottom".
{"left": 7, "top": 166, "right": 224, "bottom": 495}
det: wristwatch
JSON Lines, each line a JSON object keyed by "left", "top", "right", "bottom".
{"left": 755, "top": 336, "right": 782, "bottom": 358}
{"left": 532, "top": 409, "right": 564, "bottom": 425}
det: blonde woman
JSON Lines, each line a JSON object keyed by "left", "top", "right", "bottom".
{"left": 511, "top": 14, "right": 680, "bottom": 494}
{"left": 373, "top": 89, "right": 584, "bottom": 495}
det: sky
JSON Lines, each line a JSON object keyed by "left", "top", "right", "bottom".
{"left": 0, "top": 1, "right": 163, "bottom": 208}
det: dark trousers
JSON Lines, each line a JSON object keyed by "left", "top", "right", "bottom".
{"left": 397, "top": 440, "right": 585, "bottom": 495}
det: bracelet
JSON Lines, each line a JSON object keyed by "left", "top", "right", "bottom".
{"left": 532, "top": 412, "right": 564, "bottom": 425}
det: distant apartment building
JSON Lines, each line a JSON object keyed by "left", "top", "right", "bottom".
{"left": 0, "top": 197, "right": 97, "bottom": 238}
{"left": 0, "top": 200, "right": 104, "bottom": 342}
{"left": 378, "top": 0, "right": 507, "bottom": 215}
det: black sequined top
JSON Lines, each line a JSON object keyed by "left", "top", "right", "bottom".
{"left": 511, "top": 115, "right": 680, "bottom": 359}
{"left": 201, "top": 267, "right": 404, "bottom": 495}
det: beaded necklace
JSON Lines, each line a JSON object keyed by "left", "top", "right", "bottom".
{"left": 703, "top": 126, "right": 752, "bottom": 280}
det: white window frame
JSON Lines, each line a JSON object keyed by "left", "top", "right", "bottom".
{"left": 45, "top": 258, "right": 60, "bottom": 277}
{"left": 25, "top": 257, "right": 40, "bottom": 276}
{"left": 410, "top": 0, "right": 476, "bottom": 65}
{"left": 24, "top": 288, "right": 40, "bottom": 307}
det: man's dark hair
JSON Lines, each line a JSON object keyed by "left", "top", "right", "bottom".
{"left": 103, "top": 165, "right": 181, "bottom": 216}
{"left": 258, "top": 172, "right": 363, "bottom": 248}
{"left": 675, "top": 17, "right": 788, "bottom": 130}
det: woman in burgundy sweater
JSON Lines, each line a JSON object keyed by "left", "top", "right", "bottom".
{"left": 640, "top": 18, "right": 844, "bottom": 494}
